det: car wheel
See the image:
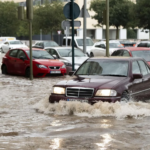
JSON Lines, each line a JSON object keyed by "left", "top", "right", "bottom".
{"left": 90, "top": 52, "right": 94, "bottom": 57}
{"left": 25, "top": 67, "right": 30, "bottom": 78}
{"left": 2, "top": 65, "right": 7, "bottom": 74}
{"left": 120, "top": 91, "right": 130, "bottom": 102}
{"left": 1, "top": 48, "right": 4, "bottom": 53}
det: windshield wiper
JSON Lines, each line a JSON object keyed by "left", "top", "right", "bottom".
{"left": 101, "top": 74, "right": 127, "bottom": 77}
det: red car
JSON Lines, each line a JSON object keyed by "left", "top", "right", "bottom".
{"left": 1, "top": 48, "right": 66, "bottom": 77}
{"left": 111, "top": 47, "right": 150, "bottom": 65}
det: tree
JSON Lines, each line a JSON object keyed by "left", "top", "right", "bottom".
{"left": 0, "top": 1, "right": 20, "bottom": 36}
{"left": 33, "top": 0, "right": 65, "bottom": 39}
{"left": 89, "top": 0, "right": 135, "bottom": 39}
{"left": 135, "top": 0, "right": 150, "bottom": 30}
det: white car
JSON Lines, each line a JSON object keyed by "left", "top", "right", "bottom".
{"left": 45, "top": 47, "right": 89, "bottom": 74}
{"left": 90, "top": 40, "right": 124, "bottom": 57}
{"left": 1, "top": 40, "right": 28, "bottom": 53}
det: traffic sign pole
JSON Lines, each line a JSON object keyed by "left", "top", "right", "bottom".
{"left": 71, "top": 0, "right": 75, "bottom": 71}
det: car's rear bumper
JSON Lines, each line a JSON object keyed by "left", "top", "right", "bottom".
{"left": 49, "top": 94, "right": 121, "bottom": 104}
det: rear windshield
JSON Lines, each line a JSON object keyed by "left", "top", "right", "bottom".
{"left": 131, "top": 50, "right": 150, "bottom": 61}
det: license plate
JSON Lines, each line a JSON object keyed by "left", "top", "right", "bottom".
{"left": 67, "top": 99, "right": 89, "bottom": 103}
{"left": 50, "top": 71, "right": 61, "bottom": 74}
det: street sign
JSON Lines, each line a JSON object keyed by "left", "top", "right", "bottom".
{"left": 61, "top": 20, "right": 81, "bottom": 30}
{"left": 63, "top": 2, "right": 80, "bottom": 20}
{"left": 79, "top": 5, "right": 90, "bottom": 18}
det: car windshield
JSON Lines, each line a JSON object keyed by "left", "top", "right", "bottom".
{"left": 109, "top": 43, "right": 124, "bottom": 48}
{"left": 57, "top": 48, "right": 86, "bottom": 57}
{"left": 26, "top": 50, "right": 54, "bottom": 59}
{"left": 44, "top": 41, "right": 59, "bottom": 47}
{"left": 9, "top": 41, "right": 23, "bottom": 44}
{"left": 76, "top": 60, "right": 128, "bottom": 76}
{"left": 76, "top": 39, "right": 94, "bottom": 46}
{"left": 131, "top": 50, "right": 150, "bottom": 61}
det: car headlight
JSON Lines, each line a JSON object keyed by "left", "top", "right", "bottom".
{"left": 61, "top": 64, "right": 66, "bottom": 68}
{"left": 53, "top": 87, "right": 65, "bottom": 94}
{"left": 36, "top": 64, "right": 47, "bottom": 68}
{"left": 95, "top": 89, "right": 117, "bottom": 96}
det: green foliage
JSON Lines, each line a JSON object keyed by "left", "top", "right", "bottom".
{"left": 33, "top": 0, "right": 65, "bottom": 36}
{"left": 0, "top": 1, "right": 20, "bottom": 36}
{"left": 136, "top": 0, "right": 150, "bottom": 29}
{"left": 89, "top": 0, "right": 135, "bottom": 39}
{"left": 127, "top": 28, "right": 137, "bottom": 39}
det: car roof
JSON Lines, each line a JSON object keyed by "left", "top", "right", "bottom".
{"left": 10, "top": 48, "right": 45, "bottom": 51}
{"left": 116, "top": 47, "right": 150, "bottom": 51}
{"left": 89, "top": 56, "right": 144, "bottom": 61}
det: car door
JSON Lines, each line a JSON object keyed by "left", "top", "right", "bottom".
{"left": 15, "top": 50, "right": 28, "bottom": 74}
{"left": 2, "top": 41, "right": 9, "bottom": 53}
{"left": 6, "top": 49, "right": 18, "bottom": 73}
{"left": 138, "top": 60, "right": 150, "bottom": 100}
{"left": 129, "top": 60, "right": 150, "bottom": 101}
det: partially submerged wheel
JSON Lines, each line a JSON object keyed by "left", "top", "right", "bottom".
{"left": 25, "top": 67, "right": 30, "bottom": 78}
{"left": 90, "top": 52, "right": 94, "bottom": 57}
{"left": 120, "top": 91, "right": 130, "bottom": 102}
{"left": 2, "top": 65, "right": 7, "bottom": 74}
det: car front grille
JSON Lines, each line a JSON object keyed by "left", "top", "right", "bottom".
{"left": 49, "top": 66, "right": 60, "bottom": 69}
{"left": 66, "top": 87, "right": 94, "bottom": 98}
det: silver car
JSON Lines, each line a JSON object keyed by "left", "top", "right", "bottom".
{"left": 45, "top": 47, "right": 89, "bottom": 74}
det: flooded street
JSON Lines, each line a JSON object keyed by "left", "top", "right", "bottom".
{"left": 1, "top": 53, "right": 150, "bottom": 150}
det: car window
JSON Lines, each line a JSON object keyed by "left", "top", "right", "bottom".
{"left": 49, "top": 49, "right": 59, "bottom": 57}
{"left": 147, "top": 43, "right": 150, "bottom": 47}
{"left": 4, "top": 42, "right": 9, "bottom": 44}
{"left": 109, "top": 43, "right": 124, "bottom": 48}
{"left": 137, "top": 43, "right": 147, "bottom": 47}
{"left": 76, "top": 39, "right": 94, "bottom": 46}
{"left": 17, "top": 50, "right": 27, "bottom": 59}
{"left": 131, "top": 50, "right": 150, "bottom": 61}
{"left": 123, "top": 50, "right": 130, "bottom": 56}
{"left": 9, "top": 41, "right": 23, "bottom": 44}
{"left": 39, "top": 42, "right": 43, "bottom": 47}
{"left": 132, "top": 61, "right": 141, "bottom": 74}
{"left": 9, "top": 49, "right": 18, "bottom": 57}
{"left": 57, "top": 48, "right": 86, "bottom": 57}
{"left": 138, "top": 60, "right": 148, "bottom": 75}
{"left": 146, "top": 65, "right": 150, "bottom": 74}
{"left": 44, "top": 41, "right": 59, "bottom": 47}
{"left": 100, "top": 44, "right": 105, "bottom": 48}
{"left": 111, "top": 50, "right": 123, "bottom": 56}
{"left": 35, "top": 42, "right": 39, "bottom": 46}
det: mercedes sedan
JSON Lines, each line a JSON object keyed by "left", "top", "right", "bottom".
{"left": 49, "top": 57, "right": 150, "bottom": 104}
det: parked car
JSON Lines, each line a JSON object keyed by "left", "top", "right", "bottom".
{"left": 111, "top": 47, "right": 150, "bottom": 65}
{"left": 1, "top": 48, "right": 66, "bottom": 77}
{"left": 135, "top": 41, "right": 150, "bottom": 47}
{"left": 119, "top": 40, "right": 137, "bottom": 47}
{"left": 45, "top": 47, "right": 88, "bottom": 74}
{"left": 1, "top": 40, "right": 28, "bottom": 53}
{"left": 90, "top": 40, "right": 124, "bottom": 57}
{"left": 62, "top": 36, "right": 94, "bottom": 55}
{"left": 32, "top": 40, "right": 59, "bottom": 49}
{"left": 49, "top": 57, "right": 150, "bottom": 104}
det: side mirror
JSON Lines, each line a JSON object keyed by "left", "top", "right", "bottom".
{"left": 132, "top": 74, "right": 143, "bottom": 79}
{"left": 69, "top": 71, "right": 75, "bottom": 76}
{"left": 53, "top": 55, "right": 58, "bottom": 59}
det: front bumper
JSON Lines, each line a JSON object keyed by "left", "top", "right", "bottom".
{"left": 49, "top": 94, "right": 121, "bottom": 104}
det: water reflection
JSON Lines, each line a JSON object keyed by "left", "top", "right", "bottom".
{"left": 49, "top": 138, "right": 61, "bottom": 149}
{"left": 100, "top": 119, "right": 112, "bottom": 128}
{"left": 96, "top": 134, "right": 112, "bottom": 149}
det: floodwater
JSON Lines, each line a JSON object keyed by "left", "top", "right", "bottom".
{"left": 1, "top": 53, "right": 150, "bottom": 150}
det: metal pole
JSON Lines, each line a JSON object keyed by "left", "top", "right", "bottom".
{"left": 71, "top": 0, "right": 75, "bottom": 71}
{"left": 106, "top": 0, "right": 109, "bottom": 57}
{"left": 29, "top": 20, "right": 33, "bottom": 80}
{"left": 83, "top": 0, "right": 86, "bottom": 54}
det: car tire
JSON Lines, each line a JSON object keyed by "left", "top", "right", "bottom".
{"left": 1, "top": 48, "right": 4, "bottom": 53}
{"left": 120, "top": 91, "right": 130, "bottom": 102}
{"left": 90, "top": 52, "right": 94, "bottom": 57}
{"left": 2, "top": 65, "right": 7, "bottom": 74}
{"left": 25, "top": 67, "right": 30, "bottom": 78}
